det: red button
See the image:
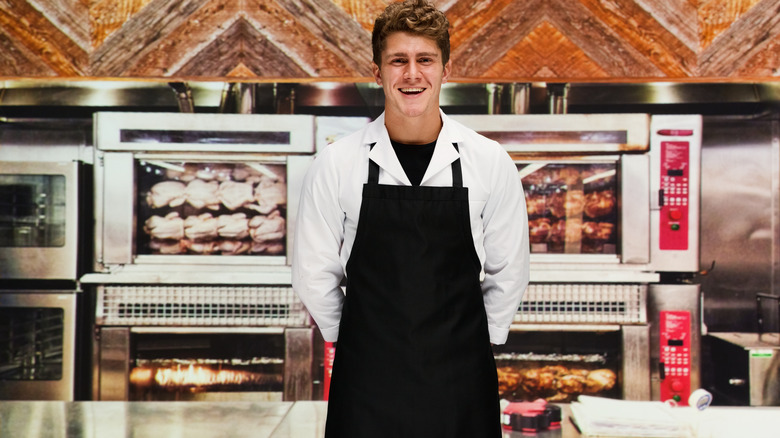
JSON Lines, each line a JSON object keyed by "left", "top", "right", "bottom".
{"left": 671, "top": 380, "right": 684, "bottom": 392}
{"left": 669, "top": 209, "right": 683, "bottom": 220}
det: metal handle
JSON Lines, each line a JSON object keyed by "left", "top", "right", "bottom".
{"left": 130, "top": 326, "right": 285, "bottom": 334}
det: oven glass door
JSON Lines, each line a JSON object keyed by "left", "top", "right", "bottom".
{"left": 137, "top": 158, "right": 287, "bottom": 259}
{"left": 97, "top": 153, "right": 313, "bottom": 271}
{"left": 0, "top": 174, "right": 66, "bottom": 248}
{"left": 520, "top": 160, "right": 618, "bottom": 256}
{"left": 0, "top": 162, "right": 79, "bottom": 280}
{"left": 0, "top": 307, "right": 64, "bottom": 381}
{"left": 129, "top": 332, "right": 285, "bottom": 401}
{"left": 494, "top": 331, "right": 622, "bottom": 403}
{"left": 0, "top": 292, "right": 77, "bottom": 400}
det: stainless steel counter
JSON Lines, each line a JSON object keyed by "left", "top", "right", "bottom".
{"left": 0, "top": 401, "right": 293, "bottom": 438}
{"left": 1, "top": 400, "right": 779, "bottom": 438}
{"left": 0, "top": 400, "right": 575, "bottom": 438}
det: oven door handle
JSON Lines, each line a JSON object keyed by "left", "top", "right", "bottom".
{"left": 129, "top": 326, "right": 286, "bottom": 334}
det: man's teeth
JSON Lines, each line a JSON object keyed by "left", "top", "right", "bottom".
{"left": 401, "top": 88, "right": 424, "bottom": 94}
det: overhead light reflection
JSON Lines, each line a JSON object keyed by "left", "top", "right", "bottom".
{"left": 518, "top": 163, "right": 546, "bottom": 180}
{"left": 583, "top": 169, "right": 616, "bottom": 184}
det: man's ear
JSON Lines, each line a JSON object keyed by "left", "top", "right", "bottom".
{"left": 442, "top": 59, "right": 452, "bottom": 84}
{"left": 372, "top": 63, "right": 382, "bottom": 85}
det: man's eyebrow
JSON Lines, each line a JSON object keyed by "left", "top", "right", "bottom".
{"left": 387, "top": 51, "right": 440, "bottom": 58}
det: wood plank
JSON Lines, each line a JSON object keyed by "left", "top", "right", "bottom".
{"left": 330, "top": 0, "right": 388, "bottom": 32}
{"left": 225, "top": 62, "right": 258, "bottom": 78}
{"left": 90, "top": 0, "right": 209, "bottom": 76}
{"left": 27, "top": 0, "right": 90, "bottom": 52}
{"left": 174, "top": 19, "right": 311, "bottom": 77}
{"left": 90, "top": 0, "right": 155, "bottom": 48}
{"left": 578, "top": 0, "right": 696, "bottom": 77}
{"left": 0, "top": 29, "right": 58, "bottom": 76}
{"left": 447, "top": 0, "right": 517, "bottom": 54}
{"left": 244, "top": 0, "right": 367, "bottom": 77}
{"left": 733, "top": 31, "right": 780, "bottom": 77}
{"left": 450, "top": 0, "right": 546, "bottom": 77}
{"left": 699, "top": 0, "right": 780, "bottom": 76}
{"left": 121, "top": 0, "right": 240, "bottom": 77}
{"left": 273, "top": 0, "right": 373, "bottom": 75}
{"left": 544, "top": 0, "right": 663, "bottom": 78}
{"left": 698, "top": 0, "right": 763, "bottom": 50}
{"left": 0, "top": 0, "right": 87, "bottom": 75}
{"left": 481, "top": 21, "right": 610, "bottom": 80}
{"left": 633, "top": 0, "right": 697, "bottom": 52}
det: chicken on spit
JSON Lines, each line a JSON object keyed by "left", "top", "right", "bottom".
{"left": 185, "top": 179, "right": 220, "bottom": 210}
{"left": 250, "top": 178, "right": 287, "bottom": 215}
{"left": 249, "top": 210, "right": 286, "bottom": 242}
{"left": 147, "top": 181, "right": 186, "bottom": 208}
{"left": 144, "top": 212, "right": 184, "bottom": 240}
{"left": 218, "top": 181, "right": 254, "bottom": 210}
{"left": 496, "top": 364, "right": 616, "bottom": 402}
{"left": 184, "top": 213, "right": 219, "bottom": 240}
{"left": 217, "top": 213, "right": 250, "bottom": 240}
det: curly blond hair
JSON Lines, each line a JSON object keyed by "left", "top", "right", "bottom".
{"left": 371, "top": 0, "right": 450, "bottom": 66}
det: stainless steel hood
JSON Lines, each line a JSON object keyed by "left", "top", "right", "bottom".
{"left": 2, "top": 81, "right": 780, "bottom": 119}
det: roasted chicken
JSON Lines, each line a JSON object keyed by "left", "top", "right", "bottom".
{"left": 496, "top": 365, "right": 616, "bottom": 402}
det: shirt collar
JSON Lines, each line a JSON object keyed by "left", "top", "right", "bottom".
{"left": 363, "top": 110, "right": 463, "bottom": 185}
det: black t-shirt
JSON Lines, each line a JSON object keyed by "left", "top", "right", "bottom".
{"left": 390, "top": 139, "right": 436, "bottom": 186}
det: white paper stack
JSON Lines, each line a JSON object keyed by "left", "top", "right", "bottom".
{"left": 569, "top": 396, "right": 686, "bottom": 437}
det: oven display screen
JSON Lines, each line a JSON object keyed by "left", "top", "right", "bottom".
{"left": 135, "top": 160, "right": 287, "bottom": 256}
{"left": 519, "top": 161, "right": 618, "bottom": 254}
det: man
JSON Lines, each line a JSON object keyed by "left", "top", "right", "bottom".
{"left": 292, "top": 0, "right": 529, "bottom": 436}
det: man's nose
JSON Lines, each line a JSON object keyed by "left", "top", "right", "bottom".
{"left": 404, "top": 62, "right": 420, "bottom": 79}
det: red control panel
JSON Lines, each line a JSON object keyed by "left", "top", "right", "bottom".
{"left": 659, "top": 140, "right": 690, "bottom": 250}
{"left": 659, "top": 310, "right": 691, "bottom": 405}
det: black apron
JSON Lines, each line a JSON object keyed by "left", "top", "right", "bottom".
{"left": 325, "top": 143, "right": 500, "bottom": 438}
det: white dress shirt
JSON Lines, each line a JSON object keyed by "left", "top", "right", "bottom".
{"left": 292, "top": 111, "right": 530, "bottom": 344}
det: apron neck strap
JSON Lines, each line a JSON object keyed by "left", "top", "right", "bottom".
{"left": 451, "top": 143, "right": 463, "bottom": 188}
{"left": 368, "top": 142, "right": 462, "bottom": 187}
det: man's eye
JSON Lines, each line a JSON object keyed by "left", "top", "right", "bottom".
{"left": 391, "top": 58, "right": 407, "bottom": 64}
{"left": 418, "top": 58, "right": 433, "bottom": 64}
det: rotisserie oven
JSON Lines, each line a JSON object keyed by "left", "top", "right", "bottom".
{"left": 453, "top": 114, "right": 703, "bottom": 404}
{"left": 85, "top": 112, "right": 320, "bottom": 402}
{"left": 90, "top": 112, "right": 314, "bottom": 280}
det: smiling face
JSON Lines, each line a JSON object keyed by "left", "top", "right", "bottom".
{"left": 373, "top": 32, "right": 452, "bottom": 131}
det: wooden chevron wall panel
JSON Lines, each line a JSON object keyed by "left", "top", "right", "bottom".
{"left": 1, "top": 0, "right": 779, "bottom": 81}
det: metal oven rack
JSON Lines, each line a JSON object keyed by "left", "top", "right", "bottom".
{"left": 515, "top": 283, "right": 646, "bottom": 325}
{"left": 96, "top": 284, "right": 307, "bottom": 327}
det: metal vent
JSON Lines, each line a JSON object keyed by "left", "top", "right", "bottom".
{"left": 97, "top": 285, "right": 306, "bottom": 327}
{"left": 515, "top": 283, "right": 646, "bottom": 324}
